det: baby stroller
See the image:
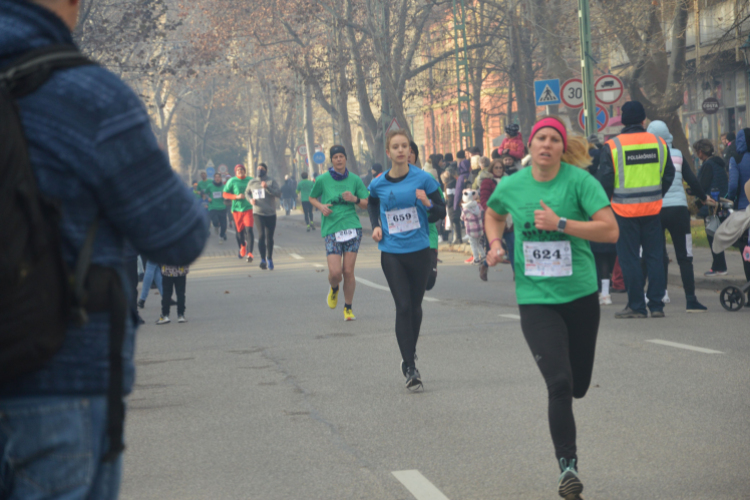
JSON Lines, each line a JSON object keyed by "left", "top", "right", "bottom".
{"left": 709, "top": 199, "right": 750, "bottom": 311}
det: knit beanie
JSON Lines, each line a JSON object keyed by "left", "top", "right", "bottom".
{"left": 329, "top": 145, "right": 347, "bottom": 160}
{"left": 621, "top": 101, "right": 646, "bottom": 126}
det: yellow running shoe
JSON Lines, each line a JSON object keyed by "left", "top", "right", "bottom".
{"left": 344, "top": 307, "right": 355, "bottom": 321}
{"left": 327, "top": 287, "right": 338, "bottom": 309}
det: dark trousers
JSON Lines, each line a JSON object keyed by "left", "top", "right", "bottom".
{"left": 209, "top": 209, "right": 227, "bottom": 238}
{"left": 161, "top": 275, "right": 186, "bottom": 317}
{"left": 254, "top": 214, "right": 277, "bottom": 260}
{"left": 447, "top": 206, "right": 462, "bottom": 243}
{"left": 615, "top": 213, "right": 665, "bottom": 314}
{"left": 594, "top": 252, "right": 616, "bottom": 290}
{"left": 302, "top": 201, "right": 314, "bottom": 225}
{"left": 705, "top": 223, "right": 728, "bottom": 272}
{"left": 519, "top": 292, "right": 600, "bottom": 463}
{"left": 380, "top": 248, "right": 432, "bottom": 367}
{"left": 661, "top": 206, "right": 696, "bottom": 297}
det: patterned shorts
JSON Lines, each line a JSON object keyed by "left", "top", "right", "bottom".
{"left": 324, "top": 228, "right": 363, "bottom": 255}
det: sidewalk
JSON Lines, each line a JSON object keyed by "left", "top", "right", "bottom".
{"left": 438, "top": 241, "right": 748, "bottom": 291}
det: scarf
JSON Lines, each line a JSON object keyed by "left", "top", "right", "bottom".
{"left": 329, "top": 167, "right": 349, "bottom": 181}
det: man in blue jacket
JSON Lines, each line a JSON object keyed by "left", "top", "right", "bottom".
{"left": 0, "top": 0, "right": 209, "bottom": 497}
{"left": 727, "top": 128, "right": 750, "bottom": 284}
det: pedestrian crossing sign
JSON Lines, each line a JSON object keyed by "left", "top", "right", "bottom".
{"left": 534, "top": 79, "right": 561, "bottom": 106}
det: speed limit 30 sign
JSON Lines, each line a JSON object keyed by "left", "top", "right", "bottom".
{"left": 561, "top": 78, "right": 584, "bottom": 108}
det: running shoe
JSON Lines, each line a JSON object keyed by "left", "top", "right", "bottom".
{"left": 156, "top": 316, "right": 170, "bottom": 325}
{"left": 137, "top": 299, "right": 145, "bottom": 309}
{"left": 598, "top": 294, "right": 612, "bottom": 305}
{"left": 651, "top": 310, "right": 665, "bottom": 318}
{"left": 614, "top": 307, "right": 647, "bottom": 319}
{"left": 219, "top": 238, "right": 224, "bottom": 245}
{"left": 344, "top": 307, "right": 355, "bottom": 321}
{"left": 268, "top": 259, "right": 274, "bottom": 271}
{"left": 405, "top": 366, "right": 422, "bottom": 390}
{"left": 464, "top": 256, "right": 474, "bottom": 264}
{"left": 557, "top": 458, "right": 584, "bottom": 499}
{"left": 686, "top": 296, "right": 708, "bottom": 312}
{"left": 240, "top": 244, "right": 247, "bottom": 258}
{"left": 663, "top": 290, "right": 671, "bottom": 304}
{"left": 327, "top": 287, "right": 339, "bottom": 309}
{"left": 246, "top": 252, "right": 254, "bottom": 263}
{"left": 259, "top": 260, "right": 267, "bottom": 270}
{"left": 704, "top": 269, "right": 728, "bottom": 276}
{"left": 306, "top": 224, "right": 311, "bottom": 232}
{"left": 177, "top": 315, "right": 187, "bottom": 323}
{"left": 479, "top": 261, "right": 488, "bottom": 281}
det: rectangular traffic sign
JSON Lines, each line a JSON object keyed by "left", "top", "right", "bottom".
{"left": 534, "top": 79, "right": 561, "bottom": 106}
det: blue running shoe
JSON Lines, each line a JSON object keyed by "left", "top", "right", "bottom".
{"left": 268, "top": 259, "right": 274, "bottom": 270}
{"left": 557, "top": 458, "right": 584, "bottom": 499}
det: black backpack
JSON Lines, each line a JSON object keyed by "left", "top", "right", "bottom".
{"left": 0, "top": 46, "right": 126, "bottom": 461}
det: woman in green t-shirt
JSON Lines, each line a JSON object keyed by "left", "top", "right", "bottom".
{"left": 485, "top": 117, "right": 619, "bottom": 500}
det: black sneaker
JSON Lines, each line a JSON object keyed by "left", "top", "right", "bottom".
{"left": 557, "top": 458, "right": 584, "bottom": 499}
{"left": 137, "top": 299, "right": 145, "bottom": 309}
{"left": 405, "top": 366, "right": 422, "bottom": 390}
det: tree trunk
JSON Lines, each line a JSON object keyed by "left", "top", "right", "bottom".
{"left": 303, "top": 82, "right": 317, "bottom": 176}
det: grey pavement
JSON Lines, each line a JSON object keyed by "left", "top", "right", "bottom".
{"left": 122, "top": 210, "right": 750, "bottom": 500}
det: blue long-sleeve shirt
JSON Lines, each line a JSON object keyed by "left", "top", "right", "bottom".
{"left": 728, "top": 129, "right": 750, "bottom": 210}
{"left": 0, "top": 0, "right": 208, "bottom": 397}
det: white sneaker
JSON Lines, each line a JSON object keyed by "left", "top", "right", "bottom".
{"left": 156, "top": 316, "right": 170, "bottom": 325}
{"left": 177, "top": 315, "right": 187, "bottom": 323}
{"left": 599, "top": 294, "right": 612, "bottom": 305}
{"left": 663, "top": 290, "right": 671, "bottom": 304}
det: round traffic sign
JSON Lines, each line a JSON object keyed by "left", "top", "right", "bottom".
{"left": 561, "top": 78, "right": 584, "bottom": 108}
{"left": 313, "top": 151, "right": 326, "bottom": 165}
{"left": 217, "top": 164, "right": 228, "bottom": 174}
{"left": 578, "top": 106, "right": 609, "bottom": 132}
{"left": 595, "top": 75, "right": 624, "bottom": 105}
{"left": 205, "top": 167, "right": 215, "bottom": 177}
{"left": 297, "top": 145, "right": 308, "bottom": 156}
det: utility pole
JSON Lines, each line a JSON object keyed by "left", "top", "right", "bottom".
{"left": 380, "top": 0, "right": 389, "bottom": 168}
{"left": 453, "top": 0, "right": 473, "bottom": 150}
{"left": 578, "top": 0, "right": 596, "bottom": 137}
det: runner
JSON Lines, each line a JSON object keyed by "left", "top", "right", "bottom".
{"left": 197, "top": 170, "right": 211, "bottom": 198}
{"left": 308, "top": 146, "right": 369, "bottom": 321}
{"left": 297, "top": 171, "right": 315, "bottom": 231}
{"left": 484, "top": 117, "right": 619, "bottom": 499}
{"left": 204, "top": 172, "right": 228, "bottom": 242}
{"left": 223, "top": 164, "right": 254, "bottom": 261}
{"left": 367, "top": 130, "right": 446, "bottom": 390}
{"left": 246, "top": 163, "right": 282, "bottom": 270}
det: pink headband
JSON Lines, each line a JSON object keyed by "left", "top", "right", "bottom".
{"left": 528, "top": 118, "right": 567, "bottom": 152}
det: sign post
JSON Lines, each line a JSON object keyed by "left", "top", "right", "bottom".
{"left": 577, "top": 0, "right": 597, "bottom": 137}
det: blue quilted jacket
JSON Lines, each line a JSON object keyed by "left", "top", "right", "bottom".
{"left": 0, "top": 0, "right": 208, "bottom": 397}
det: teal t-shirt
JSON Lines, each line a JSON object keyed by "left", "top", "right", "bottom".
{"left": 309, "top": 171, "right": 370, "bottom": 236}
{"left": 486, "top": 163, "right": 610, "bottom": 305}
{"left": 297, "top": 179, "right": 314, "bottom": 202}
{"left": 198, "top": 180, "right": 212, "bottom": 197}
{"left": 204, "top": 182, "right": 227, "bottom": 211}
{"left": 223, "top": 176, "right": 253, "bottom": 213}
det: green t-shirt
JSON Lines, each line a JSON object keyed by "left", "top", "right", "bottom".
{"left": 486, "top": 163, "right": 610, "bottom": 305}
{"left": 429, "top": 187, "right": 444, "bottom": 249}
{"left": 297, "top": 179, "right": 314, "bottom": 202}
{"left": 198, "top": 180, "right": 212, "bottom": 196}
{"left": 309, "top": 172, "right": 369, "bottom": 236}
{"left": 223, "top": 176, "right": 253, "bottom": 213}
{"left": 204, "top": 182, "right": 227, "bottom": 211}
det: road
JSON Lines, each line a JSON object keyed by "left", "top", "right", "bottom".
{"left": 121, "top": 210, "right": 750, "bottom": 500}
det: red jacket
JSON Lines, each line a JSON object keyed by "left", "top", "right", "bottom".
{"left": 499, "top": 133, "right": 525, "bottom": 161}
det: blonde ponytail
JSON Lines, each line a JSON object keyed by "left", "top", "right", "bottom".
{"left": 561, "top": 135, "right": 592, "bottom": 169}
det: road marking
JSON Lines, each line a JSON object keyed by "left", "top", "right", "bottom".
{"left": 313, "top": 264, "right": 325, "bottom": 268}
{"left": 646, "top": 339, "right": 724, "bottom": 354}
{"left": 392, "top": 470, "right": 450, "bottom": 500}
{"left": 290, "top": 253, "right": 303, "bottom": 260}
{"left": 499, "top": 314, "right": 520, "bottom": 320}
{"left": 356, "top": 277, "right": 439, "bottom": 302}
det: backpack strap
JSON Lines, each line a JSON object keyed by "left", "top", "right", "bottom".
{"left": 0, "top": 44, "right": 94, "bottom": 98}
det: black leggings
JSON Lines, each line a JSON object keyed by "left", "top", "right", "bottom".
{"left": 302, "top": 201, "right": 314, "bottom": 225}
{"left": 426, "top": 249, "right": 438, "bottom": 291}
{"left": 209, "top": 209, "right": 227, "bottom": 238}
{"left": 519, "top": 292, "right": 599, "bottom": 464}
{"left": 381, "top": 248, "right": 432, "bottom": 367}
{"left": 594, "top": 252, "right": 616, "bottom": 290}
{"left": 661, "top": 206, "right": 696, "bottom": 296}
{"left": 254, "top": 214, "right": 277, "bottom": 260}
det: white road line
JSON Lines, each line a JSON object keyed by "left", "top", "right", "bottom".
{"left": 356, "top": 277, "right": 439, "bottom": 302}
{"left": 313, "top": 264, "right": 325, "bottom": 268}
{"left": 392, "top": 470, "right": 451, "bottom": 500}
{"left": 646, "top": 339, "right": 724, "bottom": 354}
{"left": 290, "top": 253, "right": 304, "bottom": 260}
{"left": 499, "top": 313, "right": 520, "bottom": 320}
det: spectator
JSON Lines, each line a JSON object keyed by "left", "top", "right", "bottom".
{"left": 444, "top": 153, "right": 454, "bottom": 163}
{"left": 727, "top": 129, "right": 750, "bottom": 284}
{"left": 442, "top": 163, "right": 462, "bottom": 244}
{"left": 472, "top": 156, "right": 492, "bottom": 190}
{"left": 281, "top": 174, "right": 296, "bottom": 216}
{"left": 722, "top": 132, "right": 737, "bottom": 168}
{"left": 137, "top": 260, "right": 164, "bottom": 309}
{"left": 157, "top": 264, "right": 190, "bottom": 325}
{"left": 0, "top": 0, "right": 208, "bottom": 493}
{"left": 694, "top": 138, "right": 729, "bottom": 276}
{"left": 461, "top": 188, "right": 485, "bottom": 265}
{"left": 500, "top": 123, "right": 525, "bottom": 161}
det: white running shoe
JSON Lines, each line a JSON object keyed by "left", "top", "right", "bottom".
{"left": 178, "top": 315, "right": 187, "bottom": 323}
{"left": 156, "top": 316, "right": 170, "bottom": 325}
{"left": 599, "top": 293, "right": 612, "bottom": 305}
{"left": 663, "top": 290, "right": 671, "bottom": 304}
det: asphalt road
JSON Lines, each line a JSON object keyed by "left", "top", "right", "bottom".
{"left": 121, "top": 211, "right": 750, "bottom": 500}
